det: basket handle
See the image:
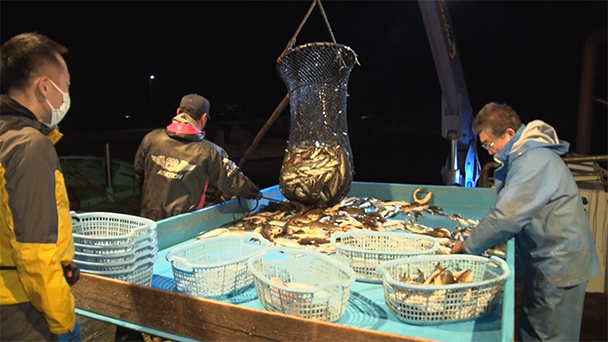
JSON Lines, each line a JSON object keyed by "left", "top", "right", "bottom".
{"left": 168, "top": 255, "right": 189, "bottom": 268}
{"left": 487, "top": 255, "right": 505, "bottom": 267}
{"left": 330, "top": 231, "right": 346, "bottom": 245}
{"left": 487, "top": 255, "right": 511, "bottom": 279}
{"left": 69, "top": 211, "right": 81, "bottom": 222}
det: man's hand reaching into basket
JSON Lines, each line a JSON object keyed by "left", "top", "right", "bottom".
{"left": 451, "top": 240, "right": 466, "bottom": 254}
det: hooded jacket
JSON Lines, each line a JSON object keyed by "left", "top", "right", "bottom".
{"left": 134, "top": 114, "right": 260, "bottom": 221}
{"left": 0, "top": 95, "right": 76, "bottom": 334}
{"left": 464, "top": 120, "right": 601, "bottom": 287}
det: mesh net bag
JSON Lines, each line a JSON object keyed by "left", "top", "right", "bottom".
{"left": 277, "top": 42, "right": 358, "bottom": 207}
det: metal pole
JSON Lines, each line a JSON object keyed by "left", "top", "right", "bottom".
{"left": 575, "top": 29, "right": 607, "bottom": 155}
{"left": 149, "top": 75, "right": 155, "bottom": 116}
{"left": 105, "top": 143, "right": 114, "bottom": 201}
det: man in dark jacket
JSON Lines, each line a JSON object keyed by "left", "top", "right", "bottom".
{"left": 134, "top": 93, "right": 261, "bottom": 221}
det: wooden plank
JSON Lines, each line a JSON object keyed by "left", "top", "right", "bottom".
{"left": 72, "top": 274, "right": 433, "bottom": 342}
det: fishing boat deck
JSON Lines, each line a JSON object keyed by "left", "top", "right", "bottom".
{"left": 73, "top": 182, "right": 515, "bottom": 341}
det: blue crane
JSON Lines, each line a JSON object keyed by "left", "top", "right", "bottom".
{"left": 419, "top": 0, "right": 480, "bottom": 187}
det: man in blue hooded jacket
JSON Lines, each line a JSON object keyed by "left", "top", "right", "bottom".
{"left": 451, "top": 102, "right": 600, "bottom": 341}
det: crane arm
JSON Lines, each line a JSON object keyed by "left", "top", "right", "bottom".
{"left": 418, "top": 0, "right": 480, "bottom": 187}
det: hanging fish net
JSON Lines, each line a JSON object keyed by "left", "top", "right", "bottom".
{"left": 277, "top": 42, "right": 358, "bottom": 207}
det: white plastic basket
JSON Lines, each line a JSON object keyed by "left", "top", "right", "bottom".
{"left": 73, "top": 229, "right": 157, "bottom": 255}
{"left": 377, "top": 254, "right": 510, "bottom": 325}
{"left": 71, "top": 212, "right": 157, "bottom": 246}
{"left": 74, "top": 237, "right": 158, "bottom": 263}
{"left": 248, "top": 246, "right": 356, "bottom": 322}
{"left": 81, "top": 254, "right": 157, "bottom": 286}
{"left": 75, "top": 245, "right": 158, "bottom": 271}
{"left": 331, "top": 231, "right": 439, "bottom": 283}
{"left": 166, "top": 232, "right": 271, "bottom": 298}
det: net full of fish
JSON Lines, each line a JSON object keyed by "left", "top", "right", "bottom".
{"left": 277, "top": 42, "right": 358, "bottom": 207}
{"left": 279, "top": 141, "right": 352, "bottom": 207}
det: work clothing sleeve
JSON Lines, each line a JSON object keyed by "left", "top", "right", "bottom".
{"left": 6, "top": 134, "right": 76, "bottom": 334}
{"left": 464, "top": 148, "right": 558, "bottom": 255}
{"left": 206, "top": 147, "right": 260, "bottom": 199}
{"left": 134, "top": 134, "right": 149, "bottom": 179}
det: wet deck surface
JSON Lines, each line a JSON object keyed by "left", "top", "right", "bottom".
{"left": 80, "top": 290, "right": 607, "bottom": 342}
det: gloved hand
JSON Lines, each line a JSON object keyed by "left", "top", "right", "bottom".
{"left": 63, "top": 261, "right": 80, "bottom": 286}
{"left": 220, "top": 193, "right": 236, "bottom": 201}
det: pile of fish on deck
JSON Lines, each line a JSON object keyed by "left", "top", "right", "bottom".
{"left": 200, "top": 188, "right": 506, "bottom": 260}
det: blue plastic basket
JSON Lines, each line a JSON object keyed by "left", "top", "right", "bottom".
{"left": 378, "top": 254, "right": 510, "bottom": 325}
{"left": 166, "top": 232, "right": 271, "bottom": 299}
{"left": 331, "top": 231, "right": 440, "bottom": 283}
{"left": 248, "top": 246, "right": 357, "bottom": 322}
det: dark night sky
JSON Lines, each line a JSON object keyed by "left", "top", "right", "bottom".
{"left": 2, "top": 1, "right": 607, "bottom": 185}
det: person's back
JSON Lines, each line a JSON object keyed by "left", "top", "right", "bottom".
{"left": 134, "top": 94, "right": 260, "bottom": 221}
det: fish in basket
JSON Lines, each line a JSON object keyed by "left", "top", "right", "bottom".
{"left": 377, "top": 254, "right": 510, "bottom": 325}
{"left": 247, "top": 246, "right": 356, "bottom": 322}
{"left": 166, "top": 232, "right": 271, "bottom": 299}
{"left": 331, "top": 231, "right": 439, "bottom": 283}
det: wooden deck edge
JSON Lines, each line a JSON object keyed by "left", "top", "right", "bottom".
{"left": 72, "top": 274, "right": 434, "bottom": 342}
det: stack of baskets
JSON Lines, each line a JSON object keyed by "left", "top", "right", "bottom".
{"left": 72, "top": 212, "right": 158, "bottom": 286}
{"left": 166, "top": 232, "right": 271, "bottom": 299}
{"left": 331, "top": 231, "right": 440, "bottom": 282}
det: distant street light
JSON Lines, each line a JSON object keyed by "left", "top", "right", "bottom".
{"left": 149, "top": 75, "right": 155, "bottom": 116}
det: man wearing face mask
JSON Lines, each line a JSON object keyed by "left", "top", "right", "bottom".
{"left": 0, "top": 33, "right": 80, "bottom": 341}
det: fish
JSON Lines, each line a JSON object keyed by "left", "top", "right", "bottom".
{"left": 423, "top": 263, "right": 443, "bottom": 285}
{"left": 412, "top": 188, "right": 433, "bottom": 205}
{"left": 453, "top": 269, "right": 473, "bottom": 283}
{"left": 435, "top": 269, "right": 456, "bottom": 285}
{"left": 279, "top": 141, "right": 351, "bottom": 206}
{"left": 425, "top": 227, "right": 452, "bottom": 238}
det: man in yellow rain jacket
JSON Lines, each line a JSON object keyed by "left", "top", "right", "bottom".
{"left": 0, "top": 33, "right": 79, "bottom": 341}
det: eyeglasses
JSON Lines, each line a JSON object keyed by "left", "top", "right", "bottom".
{"left": 481, "top": 140, "right": 496, "bottom": 151}
{"left": 481, "top": 133, "right": 505, "bottom": 151}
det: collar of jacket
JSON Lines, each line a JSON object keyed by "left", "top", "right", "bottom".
{"left": 493, "top": 124, "right": 525, "bottom": 166}
{"left": 166, "top": 122, "right": 206, "bottom": 141}
{"left": 0, "top": 95, "right": 62, "bottom": 144}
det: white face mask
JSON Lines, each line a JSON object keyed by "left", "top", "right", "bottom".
{"left": 44, "top": 78, "right": 71, "bottom": 127}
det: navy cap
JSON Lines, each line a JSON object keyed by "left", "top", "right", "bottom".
{"left": 180, "top": 94, "right": 210, "bottom": 120}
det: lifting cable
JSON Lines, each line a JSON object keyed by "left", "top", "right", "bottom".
{"left": 279, "top": 0, "right": 338, "bottom": 62}
{"left": 213, "top": 0, "right": 342, "bottom": 204}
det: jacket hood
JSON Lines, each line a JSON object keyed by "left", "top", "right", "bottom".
{"left": 511, "top": 120, "right": 569, "bottom": 156}
{"left": 495, "top": 120, "right": 569, "bottom": 165}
